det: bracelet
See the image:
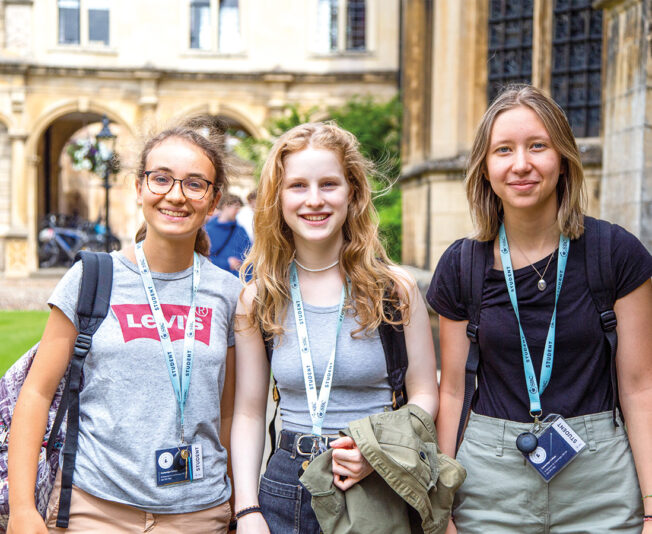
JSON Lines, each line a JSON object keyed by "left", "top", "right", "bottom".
{"left": 644, "top": 495, "right": 652, "bottom": 500}
{"left": 644, "top": 515, "right": 652, "bottom": 522}
{"left": 235, "top": 505, "right": 262, "bottom": 519}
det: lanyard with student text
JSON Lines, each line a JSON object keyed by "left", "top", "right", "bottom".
{"left": 498, "top": 224, "right": 570, "bottom": 418}
{"left": 135, "top": 242, "right": 200, "bottom": 443}
{"left": 289, "top": 262, "right": 346, "bottom": 437}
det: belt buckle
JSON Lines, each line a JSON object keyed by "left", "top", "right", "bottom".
{"left": 295, "top": 434, "right": 316, "bottom": 456}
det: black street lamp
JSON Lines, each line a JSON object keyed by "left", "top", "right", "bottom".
{"left": 95, "top": 116, "right": 117, "bottom": 252}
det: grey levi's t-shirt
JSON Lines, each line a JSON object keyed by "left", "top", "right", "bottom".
{"left": 272, "top": 301, "right": 393, "bottom": 435}
{"left": 48, "top": 251, "right": 241, "bottom": 514}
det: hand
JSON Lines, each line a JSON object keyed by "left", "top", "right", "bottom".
{"left": 7, "top": 506, "right": 48, "bottom": 534}
{"left": 235, "top": 511, "right": 271, "bottom": 534}
{"left": 444, "top": 518, "right": 457, "bottom": 534}
{"left": 228, "top": 257, "right": 243, "bottom": 271}
{"left": 330, "top": 436, "right": 374, "bottom": 491}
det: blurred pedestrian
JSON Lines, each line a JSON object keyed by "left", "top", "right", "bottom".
{"left": 205, "top": 193, "right": 252, "bottom": 278}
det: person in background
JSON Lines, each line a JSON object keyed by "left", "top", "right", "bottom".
{"left": 236, "top": 190, "right": 256, "bottom": 242}
{"left": 205, "top": 193, "right": 252, "bottom": 278}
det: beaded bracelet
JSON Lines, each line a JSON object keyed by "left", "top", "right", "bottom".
{"left": 644, "top": 515, "right": 652, "bottom": 522}
{"left": 644, "top": 495, "right": 652, "bottom": 500}
{"left": 235, "top": 505, "right": 263, "bottom": 519}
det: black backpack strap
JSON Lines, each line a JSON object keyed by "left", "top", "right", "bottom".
{"left": 378, "top": 289, "right": 408, "bottom": 410}
{"left": 56, "top": 251, "right": 113, "bottom": 528}
{"left": 583, "top": 217, "right": 620, "bottom": 426}
{"left": 456, "top": 238, "right": 487, "bottom": 452}
{"left": 263, "top": 328, "right": 280, "bottom": 463}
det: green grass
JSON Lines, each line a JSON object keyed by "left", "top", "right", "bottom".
{"left": 0, "top": 311, "right": 49, "bottom": 375}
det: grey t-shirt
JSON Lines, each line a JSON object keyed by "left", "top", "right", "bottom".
{"left": 272, "top": 302, "right": 392, "bottom": 435}
{"left": 48, "top": 252, "right": 241, "bottom": 514}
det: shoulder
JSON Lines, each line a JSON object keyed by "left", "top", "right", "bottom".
{"left": 236, "top": 281, "right": 258, "bottom": 314}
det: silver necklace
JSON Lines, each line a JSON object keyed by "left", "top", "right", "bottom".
{"left": 294, "top": 258, "right": 340, "bottom": 273}
{"left": 518, "top": 248, "right": 556, "bottom": 291}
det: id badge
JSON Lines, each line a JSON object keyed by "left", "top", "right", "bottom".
{"left": 524, "top": 415, "right": 585, "bottom": 482}
{"left": 155, "top": 443, "right": 203, "bottom": 486}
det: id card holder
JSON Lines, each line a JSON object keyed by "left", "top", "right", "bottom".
{"left": 155, "top": 443, "right": 204, "bottom": 486}
{"left": 524, "top": 415, "right": 585, "bottom": 482}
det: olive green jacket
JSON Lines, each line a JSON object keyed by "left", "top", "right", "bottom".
{"left": 299, "top": 404, "right": 466, "bottom": 534}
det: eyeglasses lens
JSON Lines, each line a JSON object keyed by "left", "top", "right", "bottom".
{"left": 146, "top": 173, "right": 209, "bottom": 200}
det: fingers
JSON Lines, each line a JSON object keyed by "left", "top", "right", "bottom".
{"left": 329, "top": 436, "right": 355, "bottom": 449}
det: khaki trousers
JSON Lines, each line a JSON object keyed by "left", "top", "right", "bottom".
{"left": 45, "top": 471, "right": 231, "bottom": 533}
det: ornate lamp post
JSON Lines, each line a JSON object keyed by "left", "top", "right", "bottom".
{"left": 95, "top": 116, "right": 117, "bottom": 252}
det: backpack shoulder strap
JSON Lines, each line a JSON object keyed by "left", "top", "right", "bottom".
{"left": 456, "top": 238, "right": 487, "bottom": 452}
{"left": 582, "top": 217, "right": 620, "bottom": 426}
{"left": 262, "top": 326, "right": 280, "bottom": 463}
{"left": 56, "top": 251, "right": 113, "bottom": 528}
{"left": 378, "top": 288, "right": 408, "bottom": 410}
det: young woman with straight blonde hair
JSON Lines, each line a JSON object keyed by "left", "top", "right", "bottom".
{"left": 429, "top": 84, "right": 652, "bottom": 533}
{"left": 231, "top": 122, "right": 439, "bottom": 533}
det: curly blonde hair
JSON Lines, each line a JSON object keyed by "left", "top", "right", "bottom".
{"left": 241, "top": 122, "right": 408, "bottom": 340}
{"left": 466, "top": 84, "right": 586, "bottom": 241}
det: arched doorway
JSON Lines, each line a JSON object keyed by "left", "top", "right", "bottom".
{"left": 217, "top": 115, "right": 257, "bottom": 201}
{"left": 36, "top": 112, "right": 136, "bottom": 266}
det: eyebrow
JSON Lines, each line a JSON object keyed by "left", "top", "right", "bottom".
{"left": 150, "top": 166, "right": 209, "bottom": 179}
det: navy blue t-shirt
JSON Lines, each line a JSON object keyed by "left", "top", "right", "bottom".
{"left": 427, "top": 221, "right": 652, "bottom": 422}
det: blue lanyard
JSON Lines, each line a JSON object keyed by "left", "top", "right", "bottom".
{"left": 289, "top": 262, "right": 346, "bottom": 436}
{"left": 135, "top": 242, "right": 200, "bottom": 443}
{"left": 498, "top": 224, "right": 570, "bottom": 418}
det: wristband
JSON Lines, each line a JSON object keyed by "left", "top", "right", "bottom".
{"left": 235, "top": 505, "right": 262, "bottom": 519}
{"left": 644, "top": 515, "right": 652, "bottom": 522}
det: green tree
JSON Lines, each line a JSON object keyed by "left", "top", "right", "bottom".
{"left": 233, "top": 96, "right": 403, "bottom": 261}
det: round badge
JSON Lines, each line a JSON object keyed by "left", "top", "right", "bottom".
{"left": 515, "top": 432, "right": 538, "bottom": 454}
{"left": 529, "top": 446, "right": 547, "bottom": 464}
{"left": 158, "top": 452, "right": 174, "bottom": 469}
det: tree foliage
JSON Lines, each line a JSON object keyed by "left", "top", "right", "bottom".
{"left": 233, "top": 95, "right": 403, "bottom": 261}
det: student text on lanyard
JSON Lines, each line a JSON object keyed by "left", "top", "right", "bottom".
{"left": 499, "top": 224, "right": 570, "bottom": 421}
{"left": 135, "top": 242, "right": 200, "bottom": 444}
{"left": 289, "top": 262, "right": 346, "bottom": 438}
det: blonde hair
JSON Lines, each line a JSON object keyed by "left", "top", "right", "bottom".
{"left": 241, "top": 122, "right": 408, "bottom": 340}
{"left": 466, "top": 84, "right": 586, "bottom": 241}
{"left": 134, "top": 115, "right": 228, "bottom": 255}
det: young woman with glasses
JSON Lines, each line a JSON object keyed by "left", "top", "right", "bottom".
{"left": 8, "top": 116, "right": 240, "bottom": 533}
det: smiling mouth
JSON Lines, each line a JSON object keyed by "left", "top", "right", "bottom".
{"left": 160, "top": 209, "right": 189, "bottom": 218}
{"left": 301, "top": 214, "right": 330, "bottom": 222}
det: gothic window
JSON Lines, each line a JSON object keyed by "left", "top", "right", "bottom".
{"left": 551, "top": 0, "right": 602, "bottom": 137}
{"left": 487, "top": 0, "right": 533, "bottom": 103}
{"left": 346, "top": 0, "right": 366, "bottom": 51}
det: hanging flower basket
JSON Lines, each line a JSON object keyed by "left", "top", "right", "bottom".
{"left": 66, "top": 139, "right": 120, "bottom": 176}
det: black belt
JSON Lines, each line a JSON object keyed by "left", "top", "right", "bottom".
{"left": 277, "top": 430, "right": 339, "bottom": 457}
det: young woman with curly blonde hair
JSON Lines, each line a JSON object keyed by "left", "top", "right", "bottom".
{"left": 231, "top": 122, "right": 439, "bottom": 533}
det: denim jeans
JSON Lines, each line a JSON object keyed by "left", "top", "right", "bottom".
{"left": 259, "top": 448, "right": 322, "bottom": 534}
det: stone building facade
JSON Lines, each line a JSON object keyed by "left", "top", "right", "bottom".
{"left": 0, "top": 0, "right": 399, "bottom": 276}
{"left": 400, "top": 0, "right": 651, "bottom": 271}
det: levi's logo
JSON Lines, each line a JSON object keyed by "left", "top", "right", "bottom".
{"left": 112, "top": 304, "right": 212, "bottom": 345}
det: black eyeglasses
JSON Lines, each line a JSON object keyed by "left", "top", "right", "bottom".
{"left": 143, "top": 171, "right": 217, "bottom": 200}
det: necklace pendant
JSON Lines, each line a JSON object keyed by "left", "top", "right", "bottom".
{"left": 537, "top": 279, "right": 547, "bottom": 291}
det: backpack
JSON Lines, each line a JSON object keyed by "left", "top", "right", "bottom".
{"left": 263, "top": 289, "right": 409, "bottom": 457}
{"left": 0, "top": 251, "right": 113, "bottom": 531}
{"left": 455, "top": 217, "right": 619, "bottom": 450}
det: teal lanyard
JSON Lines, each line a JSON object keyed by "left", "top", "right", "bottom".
{"left": 289, "top": 262, "right": 346, "bottom": 436}
{"left": 498, "top": 224, "right": 570, "bottom": 418}
{"left": 135, "top": 242, "right": 200, "bottom": 443}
